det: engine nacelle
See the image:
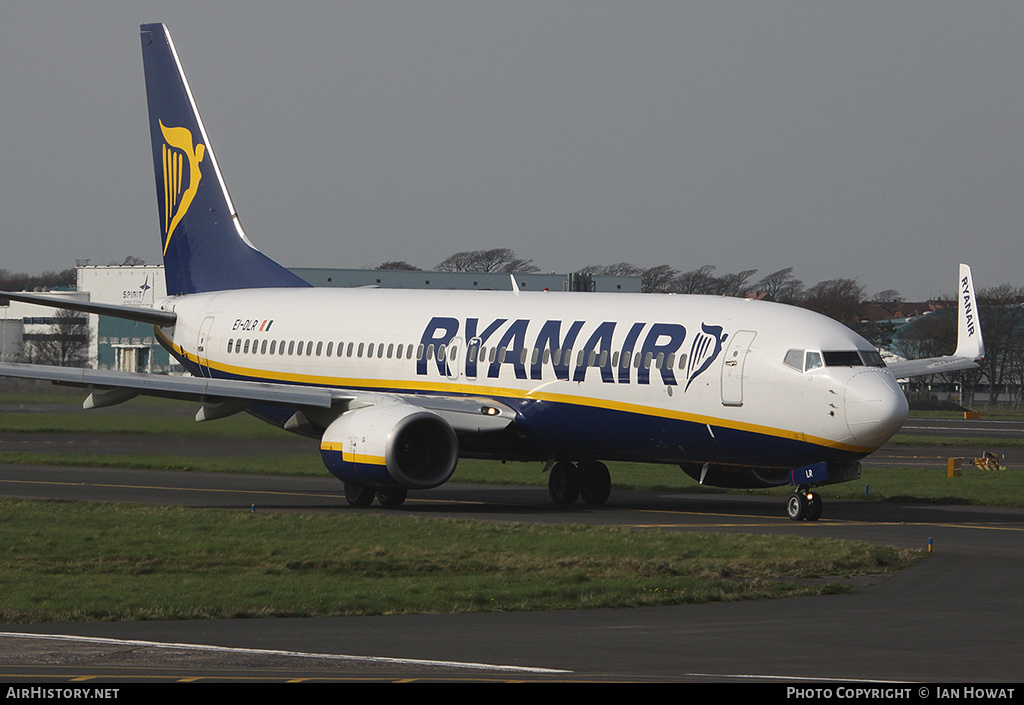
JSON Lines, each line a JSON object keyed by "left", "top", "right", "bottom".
{"left": 320, "top": 404, "right": 459, "bottom": 490}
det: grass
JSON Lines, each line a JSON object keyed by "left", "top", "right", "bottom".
{"left": 2, "top": 391, "right": 1023, "bottom": 506}
{"left": 0, "top": 497, "right": 918, "bottom": 623}
{"left": 0, "top": 386, "right": 935, "bottom": 622}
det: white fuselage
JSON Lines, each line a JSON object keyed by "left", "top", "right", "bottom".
{"left": 152, "top": 287, "right": 908, "bottom": 471}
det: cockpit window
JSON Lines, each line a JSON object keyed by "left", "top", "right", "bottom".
{"left": 821, "top": 350, "right": 887, "bottom": 368}
{"left": 859, "top": 350, "right": 886, "bottom": 367}
{"left": 822, "top": 350, "right": 863, "bottom": 367}
{"left": 786, "top": 348, "right": 886, "bottom": 372}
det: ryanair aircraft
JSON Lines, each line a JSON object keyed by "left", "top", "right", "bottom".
{"left": 0, "top": 24, "right": 985, "bottom": 520}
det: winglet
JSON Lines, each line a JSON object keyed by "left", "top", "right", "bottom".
{"left": 954, "top": 263, "right": 984, "bottom": 361}
{"left": 883, "top": 263, "right": 985, "bottom": 379}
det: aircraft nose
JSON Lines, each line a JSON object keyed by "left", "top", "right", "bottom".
{"left": 844, "top": 371, "right": 909, "bottom": 447}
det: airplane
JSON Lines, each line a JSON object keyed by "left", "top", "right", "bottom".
{"left": 0, "top": 23, "right": 985, "bottom": 521}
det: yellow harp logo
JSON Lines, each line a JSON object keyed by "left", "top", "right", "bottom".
{"left": 159, "top": 120, "right": 205, "bottom": 255}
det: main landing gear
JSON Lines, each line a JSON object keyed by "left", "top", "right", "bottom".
{"left": 547, "top": 460, "right": 612, "bottom": 506}
{"left": 343, "top": 482, "right": 408, "bottom": 508}
{"left": 786, "top": 487, "right": 823, "bottom": 521}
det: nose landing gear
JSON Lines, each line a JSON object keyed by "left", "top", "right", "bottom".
{"left": 786, "top": 488, "right": 823, "bottom": 521}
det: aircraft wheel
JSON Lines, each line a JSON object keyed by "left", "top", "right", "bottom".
{"left": 805, "top": 492, "right": 823, "bottom": 521}
{"left": 786, "top": 492, "right": 807, "bottom": 521}
{"left": 377, "top": 487, "right": 408, "bottom": 507}
{"left": 344, "top": 482, "right": 376, "bottom": 507}
{"left": 548, "top": 461, "right": 580, "bottom": 505}
{"left": 579, "top": 461, "right": 611, "bottom": 505}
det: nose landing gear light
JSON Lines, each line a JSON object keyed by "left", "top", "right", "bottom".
{"left": 787, "top": 489, "right": 823, "bottom": 521}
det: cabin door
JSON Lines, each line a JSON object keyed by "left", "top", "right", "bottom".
{"left": 720, "top": 330, "right": 756, "bottom": 406}
{"left": 196, "top": 316, "right": 216, "bottom": 378}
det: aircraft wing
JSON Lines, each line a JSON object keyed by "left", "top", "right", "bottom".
{"left": 0, "top": 360, "right": 338, "bottom": 409}
{"left": 886, "top": 354, "right": 980, "bottom": 379}
{"left": 0, "top": 361, "right": 514, "bottom": 433}
{"left": 885, "top": 263, "right": 985, "bottom": 379}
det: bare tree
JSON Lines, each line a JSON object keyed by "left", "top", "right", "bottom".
{"left": 577, "top": 262, "right": 644, "bottom": 277}
{"left": 753, "top": 267, "right": 804, "bottom": 303}
{"left": 20, "top": 308, "right": 89, "bottom": 367}
{"left": 434, "top": 248, "right": 540, "bottom": 274}
{"left": 673, "top": 265, "right": 718, "bottom": 294}
{"left": 109, "top": 255, "right": 146, "bottom": 266}
{"left": 801, "top": 278, "right": 865, "bottom": 323}
{"left": 641, "top": 264, "right": 681, "bottom": 293}
{"left": 710, "top": 269, "right": 758, "bottom": 297}
{"left": 974, "top": 285, "right": 1024, "bottom": 406}
{"left": 870, "top": 288, "right": 904, "bottom": 303}
{"left": 0, "top": 268, "right": 76, "bottom": 292}
{"left": 378, "top": 260, "right": 422, "bottom": 270}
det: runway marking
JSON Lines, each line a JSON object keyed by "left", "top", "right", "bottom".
{"left": 0, "top": 632, "right": 570, "bottom": 675}
{"left": 0, "top": 477, "right": 342, "bottom": 501}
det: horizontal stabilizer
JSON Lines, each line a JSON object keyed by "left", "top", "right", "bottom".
{"left": 1, "top": 291, "right": 177, "bottom": 326}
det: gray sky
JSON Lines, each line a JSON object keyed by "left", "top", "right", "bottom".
{"left": 1, "top": 2, "right": 1022, "bottom": 301}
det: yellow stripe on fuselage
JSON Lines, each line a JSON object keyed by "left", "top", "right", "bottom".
{"left": 157, "top": 328, "right": 874, "bottom": 455}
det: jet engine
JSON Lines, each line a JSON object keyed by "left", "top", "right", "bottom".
{"left": 320, "top": 404, "right": 459, "bottom": 490}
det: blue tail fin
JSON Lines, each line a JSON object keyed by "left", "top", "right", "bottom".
{"left": 140, "top": 23, "right": 310, "bottom": 296}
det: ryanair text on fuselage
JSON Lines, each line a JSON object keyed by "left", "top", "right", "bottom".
{"left": 415, "top": 316, "right": 729, "bottom": 388}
